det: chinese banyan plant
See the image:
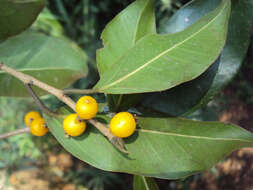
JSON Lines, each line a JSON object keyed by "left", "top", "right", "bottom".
{"left": 0, "top": 0, "right": 253, "bottom": 189}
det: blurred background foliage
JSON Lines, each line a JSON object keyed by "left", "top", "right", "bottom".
{"left": 1, "top": 0, "right": 253, "bottom": 189}
{"left": 34, "top": 0, "right": 183, "bottom": 56}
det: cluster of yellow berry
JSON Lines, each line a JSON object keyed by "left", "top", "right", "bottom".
{"left": 24, "top": 96, "right": 136, "bottom": 138}
{"left": 24, "top": 111, "right": 48, "bottom": 136}
{"left": 63, "top": 96, "right": 136, "bottom": 138}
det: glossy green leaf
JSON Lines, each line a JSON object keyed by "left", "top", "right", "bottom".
{"left": 134, "top": 175, "right": 159, "bottom": 190}
{"left": 94, "top": 0, "right": 230, "bottom": 94}
{"left": 141, "top": 0, "right": 253, "bottom": 116}
{"left": 46, "top": 113, "right": 253, "bottom": 179}
{"left": 97, "top": 0, "right": 156, "bottom": 75}
{"left": 97, "top": 0, "right": 155, "bottom": 111}
{"left": 0, "top": 0, "right": 45, "bottom": 40}
{"left": 0, "top": 31, "right": 88, "bottom": 97}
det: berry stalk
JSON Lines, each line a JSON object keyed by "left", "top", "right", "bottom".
{"left": 0, "top": 128, "right": 30, "bottom": 140}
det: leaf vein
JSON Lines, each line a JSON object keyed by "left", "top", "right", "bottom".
{"left": 137, "top": 129, "right": 252, "bottom": 142}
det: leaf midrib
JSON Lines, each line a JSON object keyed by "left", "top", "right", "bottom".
{"left": 98, "top": 0, "right": 227, "bottom": 91}
{"left": 137, "top": 129, "right": 252, "bottom": 142}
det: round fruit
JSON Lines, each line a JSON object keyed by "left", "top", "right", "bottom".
{"left": 76, "top": 96, "right": 98, "bottom": 120}
{"left": 63, "top": 114, "right": 86, "bottom": 137}
{"left": 109, "top": 112, "right": 136, "bottom": 138}
{"left": 24, "top": 111, "right": 42, "bottom": 127}
{"left": 30, "top": 118, "right": 49, "bottom": 136}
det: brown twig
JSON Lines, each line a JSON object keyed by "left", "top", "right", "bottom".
{"left": 0, "top": 62, "right": 127, "bottom": 153}
{"left": 0, "top": 128, "right": 30, "bottom": 140}
{"left": 25, "top": 83, "right": 62, "bottom": 117}
{"left": 63, "top": 88, "right": 100, "bottom": 95}
{"left": 0, "top": 62, "right": 76, "bottom": 111}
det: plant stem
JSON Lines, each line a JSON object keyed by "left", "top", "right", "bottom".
{"left": 0, "top": 62, "right": 76, "bottom": 111}
{"left": 89, "top": 119, "right": 129, "bottom": 154}
{"left": 0, "top": 128, "right": 30, "bottom": 140}
{"left": 0, "top": 62, "right": 127, "bottom": 153}
{"left": 63, "top": 88, "right": 99, "bottom": 95}
{"left": 115, "top": 94, "right": 124, "bottom": 112}
{"left": 25, "top": 83, "right": 62, "bottom": 117}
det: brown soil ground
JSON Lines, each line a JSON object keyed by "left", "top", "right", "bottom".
{"left": 2, "top": 153, "right": 83, "bottom": 190}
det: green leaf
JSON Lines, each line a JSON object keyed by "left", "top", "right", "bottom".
{"left": 0, "top": 31, "right": 88, "bottom": 97}
{"left": 141, "top": 0, "right": 253, "bottom": 116}
{"left": 0, "top": 0, "right": 45, "bottom": 40}
{"left": 97, "top": 0, "right": 156, "bottom": 75}
{"left": 97, "top": 0, "right": 155, "bottom": 111}
{"left": 46, "top": 113, "right": 253, "bottom": 179}
{"left": 134, "top": 175, "right": 159, "bottom": 190}
{"left": 94, "top": 0, "right": 230, "bottom": 94}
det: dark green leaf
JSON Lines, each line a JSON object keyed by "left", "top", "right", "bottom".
{"left": 0, "top": 0, "right": 45, "bottom": 40}
{"left": 134, "top": 175, "right": 159, "bottom": 190}
{"left": 46, "top": 113, "right": 253, "bottom": 179}
{"left": 141, "top": 0, "right": 253, "bottom": 116}
{"left": 0, "top": 31, "right": 88, "bottom": 97}
{"left": 94, "top": 0, "right": 230, "bottom": 94}
{"left": 107, "top": 94, "right": 143, "bottom": 112}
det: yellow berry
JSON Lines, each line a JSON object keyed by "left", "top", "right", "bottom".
{"left": 76, "top": 96, "right": 98, "bottom": 120}
{"left": 30, "top": 118, "right": 49, "bottom": 136}
{"left": 24, "top": 111, "right": 42, "bottom": 127}
{"left": 63, "top": 114, "right": 86, "bottom": 137}
{"left": 109, "top": 112, "right": 136, "bottom": 138}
